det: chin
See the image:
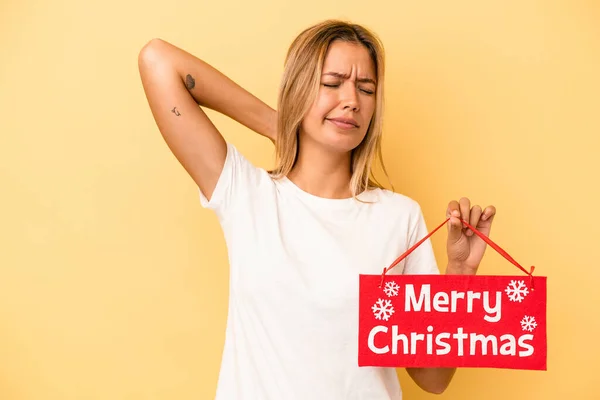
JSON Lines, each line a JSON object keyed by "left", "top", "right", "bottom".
{"left": 323, "top": 127, "right": 367, "bottom": 153}
{"left": 319, "top": 135, "right": 365, "bottom": 154}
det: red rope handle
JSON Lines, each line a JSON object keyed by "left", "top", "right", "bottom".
{"left": 379, "top": 217, "right": 535, "bottom": 289}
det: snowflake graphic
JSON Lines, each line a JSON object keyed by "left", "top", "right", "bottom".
{"left": 505, "top": 280, "right": 529, "bottom": 302}
{"left": 520, "top": 315, "right": 537, "bottom": 332}
{"left": 383, "top": 281, "right": 400, "bottom": 297}
{"left": 372, "top": 298, "right": 395, "bottom": 321}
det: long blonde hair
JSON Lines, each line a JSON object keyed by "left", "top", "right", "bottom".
{"left": 269, "top": 19, "right": 392, "bottom": 198}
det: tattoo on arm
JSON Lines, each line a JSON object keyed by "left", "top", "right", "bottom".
{"left": 185, "top": 74, "right": 195, "bottom": 90}
{"left": 171, "top": 107, "right": 181, "bottom": 116}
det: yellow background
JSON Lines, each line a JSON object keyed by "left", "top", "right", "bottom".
{"left": 1, "top": 0, "right": 598, "bottom": 398}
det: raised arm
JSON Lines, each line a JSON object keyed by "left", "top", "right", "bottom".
{"left": 137, "top": 38, "right": 277, "bottom": 200}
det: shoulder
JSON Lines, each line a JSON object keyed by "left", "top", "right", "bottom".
{"left": 217, "top": 142, "right": 274, "bottom": 187}
{"left": 354, "top": 188, "right": 428, "bottom": 237}
{"left": 198, "top": 142, "right": 274, "bottom": 217}
{"left": 363, "top": 188, "right": 424, "bottom": 218}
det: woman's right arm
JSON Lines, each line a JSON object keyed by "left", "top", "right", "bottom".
{"left": 137, "top": 38, "right": 276, "bottom": 201}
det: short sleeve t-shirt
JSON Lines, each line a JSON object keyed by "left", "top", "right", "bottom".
{"left": 199, "top": 143, "right": 440, "bottom": 400}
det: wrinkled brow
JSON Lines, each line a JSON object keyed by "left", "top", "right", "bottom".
{"left": 322, "top": 72, "right": 376, "bottom": 85}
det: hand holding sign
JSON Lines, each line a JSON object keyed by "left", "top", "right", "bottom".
{"left": 359, "top": 201, "right": 546, "bottom": 371}
{"left": 446, "top": 198, "right": 497, "bottom": 275}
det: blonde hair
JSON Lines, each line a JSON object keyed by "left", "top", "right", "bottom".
{"left": 269, "top": 19, "right": 393, "bottom": 199}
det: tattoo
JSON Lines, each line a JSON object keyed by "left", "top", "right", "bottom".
{"left": 185, "top": 74, "right": 195, "bottom": 90}
{"left": 171, "top": 107, "right": 181, "bottom": 116}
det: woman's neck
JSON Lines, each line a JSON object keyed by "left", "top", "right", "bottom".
{"left": 287, "top": 144, "right": 353, "bottom": 199}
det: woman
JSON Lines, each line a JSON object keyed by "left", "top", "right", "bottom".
{"left": 138, "top": 19, "right": 496, "bottom": 399}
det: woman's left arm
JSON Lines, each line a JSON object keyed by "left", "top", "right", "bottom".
{"left": 406, "top": 198, "right": 497, "bottom": 394}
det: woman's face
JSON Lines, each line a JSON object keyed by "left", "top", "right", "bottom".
{"left": 300, "top": 40, "right": 377, "bottom": 154}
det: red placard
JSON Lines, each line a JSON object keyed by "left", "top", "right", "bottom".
{"left": 358, "top": 218, "right": 547, "bottom": 371}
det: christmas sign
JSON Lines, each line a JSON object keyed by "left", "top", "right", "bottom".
{"left": 358, "top": 218, "right": 547, "bottom": 371}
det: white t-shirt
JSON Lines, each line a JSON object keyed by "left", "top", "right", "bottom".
{"left": 199, "top": 143, "right": 440, "bottom": 400}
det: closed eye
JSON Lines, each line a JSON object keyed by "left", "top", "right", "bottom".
{"left": 322, "top": 83, "right": 374, "bottom": 95}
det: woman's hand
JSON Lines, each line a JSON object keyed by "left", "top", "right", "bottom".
{"left": 446, "top": 198, "right": 496, "bottom": 275}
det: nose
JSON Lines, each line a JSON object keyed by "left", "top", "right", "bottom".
{"left": 341, "top": 83, "right": 360, "bottom": 112}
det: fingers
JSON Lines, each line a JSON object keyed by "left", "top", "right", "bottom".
{"left": 446, "top": 200, "right": 462, "bottom": 241}
{"left": 482, "top": 205, "right": 497, "bottom": 222}
{"left": 447, "top": 198, "right": 495, "bottom": 237}
{"left": 447, "top": 200, "right": 459, "bottom": 217}
{"left": 469, "top": 205, "right": 482, "bottom": 236}
{"left": 459, "top": 197, "right": 471, "bottom": 229}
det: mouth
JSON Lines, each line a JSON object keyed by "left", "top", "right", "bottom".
{"left": 326, "top": 118, "right": 359, "bottom": 130}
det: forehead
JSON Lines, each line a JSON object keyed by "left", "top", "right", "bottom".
{"left": 322, "top": 40, "right": 375, "bottom": 78}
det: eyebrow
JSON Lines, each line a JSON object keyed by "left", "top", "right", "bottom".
{"left": 322, "top": 72, "right": 376, "bottom": 85}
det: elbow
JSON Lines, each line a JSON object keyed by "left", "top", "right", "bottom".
{"left": 138, "top": 38, "right": 174, "bottom": 73}
{"left": 415, "top": 372, "right": 453, "bottom": 395}
{"left": 407, "top": 367, "right": 455, "bottom": 395}
{"left": 138, "top": 38, "right": 163, "bottom": 65}
{"left": 140, "top": 38, "right": 165, "bottom": 52}
{"left": 426, "top": 384, "right": 448, "bottom": 395}
{"left": 423, "top": 377, "right": 453, "bottom": 395}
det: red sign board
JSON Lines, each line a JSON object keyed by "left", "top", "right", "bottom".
{"left": 358, "top": 218, "right": 547, "bottom": 371}
{"left": 358, "top": 274, "right": 547, "bottom": 370}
